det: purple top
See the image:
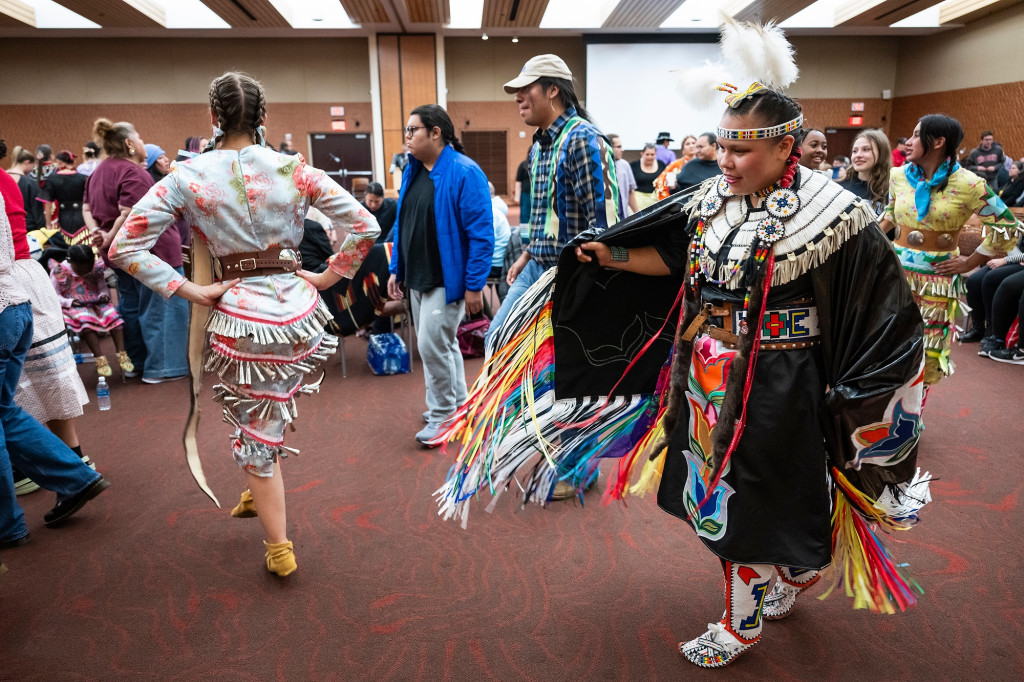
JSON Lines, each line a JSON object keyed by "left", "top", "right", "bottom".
{"left": 655, "top": 145, "right": 676, "bottom": 166}
{"left": 86, "top": 158, "right": 183, "bottom": 268}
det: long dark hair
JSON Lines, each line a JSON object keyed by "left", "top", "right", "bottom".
{"left": 918, "top": 114, "right": 963, "bottom": 192}
{"left": 205, "top": 72, "right": 267, "bottom": 151}
{"left": 67, "top": 244, "right": 95, "bottom": 268}
{"left": 409, "top": 104, "right": 464, "bottom": 153}
{"left": 536, "top": 76, "right": 593, "bottom": 123}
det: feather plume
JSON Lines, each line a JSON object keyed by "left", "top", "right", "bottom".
{"left": 719, "top": 15, "right": 763, "bottom": 83}
{"left": 675, "top": 60, "right": 733, "bottom": 111}
{"left": 754, "top": 22, "right": 799, "bottom": 89}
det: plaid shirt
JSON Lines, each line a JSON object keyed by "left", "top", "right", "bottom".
{"left": 527, "top": 108, "right": 617, "bottom": 268}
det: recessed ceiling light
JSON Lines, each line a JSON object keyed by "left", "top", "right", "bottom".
{"left": 512, "top": 36, "right": 518, "bottom": 42}
{"left": 482, "top": 33, "right": 488, "bottom": 40}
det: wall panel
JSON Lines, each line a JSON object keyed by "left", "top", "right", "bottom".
{"left": 0, "top": 102, "right": 373, "bottom": 163}
{"left": 891, "top": 82, "right": 1024, "bottom": 161}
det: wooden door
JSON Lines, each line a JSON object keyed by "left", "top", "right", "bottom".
{"left": 824, "top": 127, "right": 863, "bottom": 164}
{"left": 309, "top": 133, "right": 373, "bottom": 197}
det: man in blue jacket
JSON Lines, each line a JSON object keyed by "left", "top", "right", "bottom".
{"left": 387, "top": 104, "right": 494, "bottom": 445}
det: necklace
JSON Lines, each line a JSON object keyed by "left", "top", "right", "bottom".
{"left": 688, "top": 153, "right": 802, "bottom": 295}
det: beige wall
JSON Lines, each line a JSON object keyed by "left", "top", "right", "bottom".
{"left": 896, "top": 3, "right": 1024, "bottom": 96}
{"left": 788, "top": 37, "right": 899, "bottom": 99}
{"left": 444, "top": 36, "right": 897, "bottom": 104}
{"left": 0, "top": 37, "right": 371, "bottom": 104}
{"left": 445, "top": 37, "right": 587, "bottom": 102}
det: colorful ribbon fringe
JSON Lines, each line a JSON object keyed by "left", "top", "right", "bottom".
{"left": 819, "top": 468, "right": 923, "bottom": 613}
{"left": 433, "top": 269, "right": 660, "bottom": 527}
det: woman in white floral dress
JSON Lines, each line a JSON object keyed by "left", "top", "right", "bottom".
{"left": 111, "top": 72, "right": 379, "bottom": 576}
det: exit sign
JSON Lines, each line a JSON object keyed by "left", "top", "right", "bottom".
{"left": 331, "top": 120, "right": 347, "bottom": 131}
{"left": 330, "top": 106, "right": 345, "bottom": 117}
{"left": 851, "top": 102, "right": 865, "bottom": 112}
{"left": 848, "top": 116, "right": 864, "bottom": 126}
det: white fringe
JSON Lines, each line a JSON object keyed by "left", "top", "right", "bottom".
{"left": 205, "top": 334, "right": 338, "bottom": 385}
{"left": 874, "top": 468, "right": 932, "bottom": 524}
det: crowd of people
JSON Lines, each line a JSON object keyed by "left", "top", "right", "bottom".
{"left": 2, "top": 17, "right": 1022, "bottom": 671}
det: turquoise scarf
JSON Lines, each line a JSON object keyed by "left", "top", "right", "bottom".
{"left": 904, "top": 159, "right": 960, "bottom": 221}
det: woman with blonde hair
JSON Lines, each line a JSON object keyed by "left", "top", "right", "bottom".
{"left": 840, "top": 128, "right": 892, "bottom": 216}
{"left": 111, "top": 72, "right": 379, "bottom": 576}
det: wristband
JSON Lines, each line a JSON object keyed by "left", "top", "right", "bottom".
{"left": 609, "top": 245, "right": 629, "bottom": 263}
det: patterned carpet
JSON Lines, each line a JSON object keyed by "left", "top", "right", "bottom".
{"left": 2, "top": 336, "right": 1022, "bottom": 681}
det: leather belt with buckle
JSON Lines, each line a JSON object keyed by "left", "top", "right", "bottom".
{"left": 683, "top": 298, "right": 821, "bottom": 350}
{"left": 219, "top": 248, "right": 302, "bottom": 279}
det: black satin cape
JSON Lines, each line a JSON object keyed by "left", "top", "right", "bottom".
{"left": 550, "top": 192, "right": 925, "bottom": 569}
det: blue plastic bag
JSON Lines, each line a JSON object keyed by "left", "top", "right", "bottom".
{"left": 367, "top": 332, "right": 410, "bottom": 375}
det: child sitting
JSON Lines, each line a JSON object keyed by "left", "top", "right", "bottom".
{"left": 51, "top": 244, "right": 135, "bottom": 377}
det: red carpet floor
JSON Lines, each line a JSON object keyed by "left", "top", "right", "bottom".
{"left": 2, "top": 335, "right": 1023, "bottom": 681}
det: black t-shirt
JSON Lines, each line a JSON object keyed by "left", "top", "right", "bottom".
{"left": 17, "top": 174, "right": 46, "bottom": 230}
{"left": 399, "top": 167, "right": 444, "bottom": 292}
{"left": 516, "top": 160, "right": 531, "bottom": 194}
{"left": 40, "top": 172, "right": 88, "bottom": 233}
{"left": 363, "top": 197, "right": 397, "bottom": 243}
{"left": 516, "top": 160, "right": 532, "bottom": 223}
{"left": 630, "top": 160, "right": 666, "bottom": 193}
{"left": 840, "top": 175, "right": 871, "bottom": 201}
{"left": 675, "top": 158, "right": 721, "bottom": 192}
{"left": 299, "top": 219, "right": 335, "bottom": 274}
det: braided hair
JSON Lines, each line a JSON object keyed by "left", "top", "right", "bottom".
{"left": 205, "top": 72, "right": 267, "bottom": 152}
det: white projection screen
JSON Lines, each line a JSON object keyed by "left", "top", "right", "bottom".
{"left": 585, "top": 41, "right": 725, "bottom": 151}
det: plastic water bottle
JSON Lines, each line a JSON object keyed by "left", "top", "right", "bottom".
{"left": 74, "top": 352, "right": 95, "bottom": 364}
{"left": 384, "top": 354, "right": 399, "bottom": 375}
{"left": 96, "top": 377, "right": 110, "bottom": 411}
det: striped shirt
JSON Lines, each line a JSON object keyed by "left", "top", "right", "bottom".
{"left": 527, "top": 108, "right": 617, "bottom": 268}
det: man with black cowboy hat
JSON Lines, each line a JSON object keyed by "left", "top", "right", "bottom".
{"left": 655, "top": 131, "right": 676, "bottom": 166}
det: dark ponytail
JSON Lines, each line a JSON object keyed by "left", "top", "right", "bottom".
{"left": 410, "top": 104, "right": 464, "bottom": 153}
{"left": 205, "top": 71, "right": 268, "bottom": 152}
{"left": 917, "top": 114, "right": 964, "bottom": 192}
{"left": 536, "top": 77, "right": 593, "bottom": 124}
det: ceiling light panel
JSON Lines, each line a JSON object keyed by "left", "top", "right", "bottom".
{"left": 540, "top": 0, "right": 621, "bottom": 28}
{"left": 448, "top": 0, "right": 483, "bottom": 27}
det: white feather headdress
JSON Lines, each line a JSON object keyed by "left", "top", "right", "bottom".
{"left": 676, "top": 16, "right": 799, "bottom": 110}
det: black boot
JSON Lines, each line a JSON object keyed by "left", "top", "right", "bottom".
{"left": 960, "top": 326, "right": 986, "bottom": 343}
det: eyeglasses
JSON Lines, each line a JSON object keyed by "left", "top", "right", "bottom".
{"left": 405, "top": 126, "right": 425, "bottom": 137}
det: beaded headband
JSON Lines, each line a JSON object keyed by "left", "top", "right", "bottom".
{"left": 716, "top": 114, "right": 804, "bottom": 141}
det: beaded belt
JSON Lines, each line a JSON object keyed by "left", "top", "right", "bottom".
{"left": 682, "top": 297, "right": 821, "bottom": 350}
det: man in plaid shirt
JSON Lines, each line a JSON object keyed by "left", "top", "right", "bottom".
{"left": 487, "top": 54, "right": 619, "bottom": 346}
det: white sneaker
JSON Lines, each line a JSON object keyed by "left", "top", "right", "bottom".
{"left": 679, "top": 622, "right": 758, "bottom": 668}
{"left": 762, "top": 580, "right": 803, "bottom": 620}
{"left": 415, "top": 422, "right": 444, "bottom": 447}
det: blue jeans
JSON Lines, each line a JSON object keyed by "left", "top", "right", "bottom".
{"left": 140, "top": 266, "right": 189, "bottom": 380}
{"left": 484, "top": 259, "right": 547, "bottom": 345}
{"left": 115, "top": 268, "right": 147, "bottom": 371}
{"left": 0, "top": 303, "right": 100, "bottom": 543}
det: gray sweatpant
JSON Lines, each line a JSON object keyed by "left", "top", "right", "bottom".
{"left": 410, "top": 287, "right": 467, "bottom": 423}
